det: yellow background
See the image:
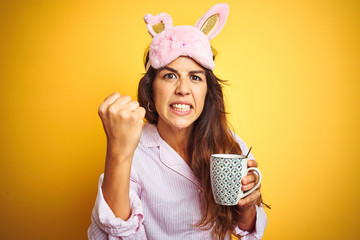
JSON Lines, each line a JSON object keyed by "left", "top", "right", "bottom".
{"left": 0, "top": 0, "right": 359, "bottom": 239}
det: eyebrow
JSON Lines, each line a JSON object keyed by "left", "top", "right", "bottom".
{"left": 189, "top": 70, "right": 205, "bottom": 75}
{"left": 159, "top": 67, "right": 178, "bottom": 74}
{"left": 159, "top": 67, "right": 205, "bottom": 75}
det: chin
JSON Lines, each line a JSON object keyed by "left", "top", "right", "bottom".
{"left": 169, "top": 119, "right": 195, "bottom": 130}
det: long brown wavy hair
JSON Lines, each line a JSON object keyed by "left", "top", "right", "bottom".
{"left": 137, "top": 50, "right": 265, "bottom": 239}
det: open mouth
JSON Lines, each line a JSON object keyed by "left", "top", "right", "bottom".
{"left": 170, "top": 103, "right": 192, "bottom": 112}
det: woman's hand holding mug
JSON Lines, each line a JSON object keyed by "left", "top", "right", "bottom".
{"left": 237, "top": 159, "right": 262, "bottom": 208}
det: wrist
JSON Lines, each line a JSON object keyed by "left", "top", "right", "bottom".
{"left": 106, "top": 141, "right": 135, "bottom": 163}
{"left": 237, "top": 205, "right": 256, "bottom": 232}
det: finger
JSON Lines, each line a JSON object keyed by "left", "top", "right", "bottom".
{"left": 242, "top": 173, "right": 257, "bottom": 185}
{"left": 134, "top": 106, "right": 146, "bottom": 119}
{"left": 247, "top": 159, "right": 258, "bottom": 168}
{"left": 238, "top": 190, "right": 261, "bottom": 207}
{"left": 98, "top": 92, "right": 121, "bottom": 115}
{"left": 242, "top": 182, "right": 261, "bottom": 192}
{"left": 103, "top": 92, "right": 121, "bottom": 105}
{"left": 242, "top": 181, "right": 256, "bottom": 191}
{"left": 124, "top": 101, "right": 140, "bottom": 111}
{"left": 110, "top": 95, "right": 132, "bottom": 108}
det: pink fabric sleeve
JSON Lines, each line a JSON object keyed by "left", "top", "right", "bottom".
{"left": 233, "top": 205, "right": 268, "bottom": 239}
{"left": 87, "top": 174, "right": 147, "bottom": 240}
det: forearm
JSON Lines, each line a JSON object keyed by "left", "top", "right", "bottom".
{"left": 101, "top": 142, "right": 133, "bottom": 221}
{"left": 237, "top": 205, "right": 257, "bottom": 232}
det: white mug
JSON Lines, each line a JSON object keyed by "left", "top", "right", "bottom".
{"left": 210, "top": 154, "right": 262, "bottom": 206}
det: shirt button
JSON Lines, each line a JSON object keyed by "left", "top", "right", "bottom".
{"left": 198, "top": 189, "right": 202, "bottom": 193}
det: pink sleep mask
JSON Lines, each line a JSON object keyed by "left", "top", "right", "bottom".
{"left": 144, "top": 3, "right": 229, "bottom": 70}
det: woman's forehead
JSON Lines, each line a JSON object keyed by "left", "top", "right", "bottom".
{"left": 165, "top": 57, "right": 205, "bottom": 71}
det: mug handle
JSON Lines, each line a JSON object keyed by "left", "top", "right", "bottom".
{"left": 241, "top": 167, "right": 262, "bottom": 199}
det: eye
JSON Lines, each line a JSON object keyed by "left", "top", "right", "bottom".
{"left": 163, "top": 73, "right": 176, "bottom": 79}
{"left": 190, "top": 75, "right": 202, "bottom": 81}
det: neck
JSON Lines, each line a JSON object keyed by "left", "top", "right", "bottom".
{"left": 156, "top": 121, "right": 193, "bottom": 164}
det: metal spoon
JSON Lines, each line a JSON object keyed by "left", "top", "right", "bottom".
{"left": 245, "top": 146, "right": 252, "bottom": 158}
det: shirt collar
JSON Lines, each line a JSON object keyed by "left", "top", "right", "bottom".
{"left": 139, "top": 123, "right": 162, "bottom": 147}
{"left": 139, "top": 123, "right": 202, "bottom": 189}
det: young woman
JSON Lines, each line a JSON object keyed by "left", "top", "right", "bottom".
{"left": 88, "top": 4, "right": 267, "bottom": 239}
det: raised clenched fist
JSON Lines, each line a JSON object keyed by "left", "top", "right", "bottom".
{"left": 98, "top": 92, "right": 146, "bottom": 160}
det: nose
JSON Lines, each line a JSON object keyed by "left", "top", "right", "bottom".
{"left": 175, "top": 78, "right": 191, "bottom": 96}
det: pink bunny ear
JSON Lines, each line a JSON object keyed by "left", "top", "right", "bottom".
{"left": 144, "top": 13, "right": 173, "bottom": 38}
{"left": 194, "top": 3, "right": 229, "bottom": 40}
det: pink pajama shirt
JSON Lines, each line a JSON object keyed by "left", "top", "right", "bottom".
{"left": 88, "top": 123, "right": 267, "bottom": 239}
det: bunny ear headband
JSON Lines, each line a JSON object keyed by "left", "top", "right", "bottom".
{"left": 144, "top": 3, "right": 229, "bottom": 70}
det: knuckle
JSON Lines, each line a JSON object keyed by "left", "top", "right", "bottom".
{"left": 246, "top": 175, "right": 252, "bottom": 181}
{"left": 118, "top": 110, "right": 129, "bottom": 119}
{"left": 104, "top": 92, "right": 120, "bottom": 101}
{"left": 98, "top": 105, "right": 109, "bottom": 118}
{"left": 107, "top": 105, "right": 117, "bottom": 114}
{"left": 109, "top": 106, "right": 124, "bottom": 118}
{"left": 139, "top": 107, "right": 146, "bottom": 116}
{"left": 122, "top": 95, "right": 132, "bottom": 102}
{"left": 245, "top": 174, "right": 252, "bottom": 181}
{"left": 98, "top": 105, "right": 105, "bottom": 115}
{"left": 132, "top": 101, "right": 140, "bottom": 107}
{"left": 251, "top": 174, "right": 257, "bottom": 182}
{"left": 130, "top": 114, "right": 138, "bottom": 121}
{"left": 250, "top": 191, "right": 258, "bottom": 198}
{"left": 247, "top": 185, "right": 253, "bottom": 191}
{"left": 110, "top": 92, "right": 120, "bottom": 98}
{"left": 241, "top": 178, "right": 246, "bottom": 184}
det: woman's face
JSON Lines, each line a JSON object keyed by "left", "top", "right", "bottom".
{"left": 152, "top": 57, "right": 208, "bottom": 131}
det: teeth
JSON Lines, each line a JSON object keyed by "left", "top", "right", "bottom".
{"left": 171, "top": 104, "right": 191, "bottom": 112}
